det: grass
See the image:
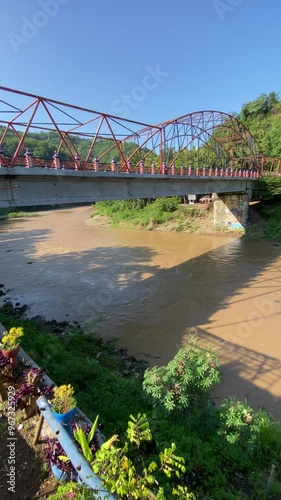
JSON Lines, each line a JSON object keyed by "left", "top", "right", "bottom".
{"left": 94, "top": 198, "right": 181, "bottom": 228}
{"left": 0, "top": 208, "right": 37, "bottom": 218}
{"left": 247, "top": 201, "right": 281, "bottom": 243}
{"left": 93, "top": 198, "right": 209, "bottom": 232}
{"left": 0, "top": 308, "right": 145, "bottom": 436}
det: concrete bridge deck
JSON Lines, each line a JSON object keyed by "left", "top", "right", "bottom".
{"left": 0, "top": 167, "right": 256, "bottom": 208}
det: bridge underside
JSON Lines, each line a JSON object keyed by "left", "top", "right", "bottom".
{"left": 0, "top": 167, "right": 255, "bottom": 208}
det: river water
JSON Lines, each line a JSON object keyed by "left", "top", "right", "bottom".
{"left": 1, "top": 206, "right": 281, "bottom": 418}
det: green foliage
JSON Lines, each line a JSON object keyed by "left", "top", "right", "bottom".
{"left": 73, "top": 416, "right": 99, "bottom": 463}
{"left": 247, "top": 200, "right": 281, "bottom": 243}
{"left": 49, "top": 481, "right": 100, "bottom": 499}
{"left": 216, "top": 398, "right": 281, "bottom": 471}
{"left": 127, "top": 414, "right": 152, "bottom": 448}
{"left": 92, "top": 415, "right": 194, "bottom": 499}
{"left": 0, "top": 126, "right": 146, "bottom": 163}
{"left": 94, "top": 197, "right": 181, "bottom": 228}
{"left": 171, "top": 485, "right": 195, "bottom": 499}
{"left": 240, "top": 92, "right": 279, "bottom": 121}
{"left": 239, "top": 92, "right": 281, "bottom": 158}
{"left": 93, "top": 443, "right": 155, "bottom": 499}
{"left": 217, "top": 397, "right": 258, "bottom": 447}
{"left": 261, "top": 203, "right": 281, "bottom": 241}
{"left": 0, "top": 209, "right": 37, "bottom": 218}
{"left": 159, "top": 443, "right": 186, "bottom": 479}
{"left": 143, "top": 337, "right": 221, "bottom": 413}
{"left": 254, "top": 415, "right": 281, "bottom": 467}
{"left": 256, "top": 177, "right": 281, "bottom": 200}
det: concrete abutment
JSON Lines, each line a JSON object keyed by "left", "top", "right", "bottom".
{"left": 212, "top": 192, "right": 250, "bottom": 230}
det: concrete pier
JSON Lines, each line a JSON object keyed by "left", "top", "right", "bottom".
{"left": 213, "top": 192, "right": 250, "bottom": 230}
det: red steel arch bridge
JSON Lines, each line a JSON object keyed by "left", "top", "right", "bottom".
{"left": 0, "top": 86, "right": 279, "bottom": 176}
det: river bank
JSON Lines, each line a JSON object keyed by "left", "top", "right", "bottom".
{"left": 89, "top": 199, "right": 281, "bottom": 243}
{"left": 89, "top": 199, "right": 236, "bottom": 236}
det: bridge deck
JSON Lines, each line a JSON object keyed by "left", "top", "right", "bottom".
{"left": 0, "top": 166, "right": 257, "bottom": 208}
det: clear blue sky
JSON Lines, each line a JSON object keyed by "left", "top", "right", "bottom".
{"left": 1, "top": 0, "right": 280, "bottom": 125}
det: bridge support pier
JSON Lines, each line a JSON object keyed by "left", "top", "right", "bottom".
{"left": 212, "top": 192, "right": 249, "bottom": 230}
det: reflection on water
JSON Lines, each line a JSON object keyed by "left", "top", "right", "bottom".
{"left": 0, "top": 206, "right": 281, "bottom": 418}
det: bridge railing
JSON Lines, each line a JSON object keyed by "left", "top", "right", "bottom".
{"left": 33, "top": 158, "right": 54, "bottom": 168}
{"left": 0, "top": 153, "right": 267, "bottom": 178}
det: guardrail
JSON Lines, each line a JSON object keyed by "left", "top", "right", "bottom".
{"left": 0, "top": 158, "right": 262, "bottom": 179}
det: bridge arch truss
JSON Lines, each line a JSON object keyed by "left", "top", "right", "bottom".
{"left": 0, "top": 86, "right": 269, "bottom": 173}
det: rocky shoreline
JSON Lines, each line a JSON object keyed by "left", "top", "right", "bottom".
{"left": 0, "top": 288, "right": 151, "bottom": 380}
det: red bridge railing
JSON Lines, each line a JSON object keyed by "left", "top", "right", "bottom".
{"left": 0, "top": 154, "right": 263, "bottom": 178}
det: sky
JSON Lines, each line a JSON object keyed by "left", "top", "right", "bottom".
{"left": 1, "top": 0, "right": 281, "bottom": 126}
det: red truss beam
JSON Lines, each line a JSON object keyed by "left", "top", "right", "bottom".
{"left": 0, "top": 86, "right": 271, "bottom": 172}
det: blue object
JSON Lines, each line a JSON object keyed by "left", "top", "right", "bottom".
{"left": 50, "top": 462, "right": 78, "bottom": 483}
{"left": 37, "top": 396, "right": 115, "bottom": 499}
{"left": 52, "top": 407, "right": 77, "bottom": 437}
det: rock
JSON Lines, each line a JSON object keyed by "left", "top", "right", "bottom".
{"left": 124, "top": 360, "right": 133, "bottom": 370}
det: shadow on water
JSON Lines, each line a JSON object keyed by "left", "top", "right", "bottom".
{"left": 190, "top": 327, "right": 281, "bottom": 418}
{"left": 0, "top": 216, "right": 281, "bottom": 417}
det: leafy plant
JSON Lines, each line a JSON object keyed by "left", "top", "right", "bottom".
{"left": 92, "top": 414, "right": 195, "bottom": 499}
{"left": 15, "top": 367, "right": 53, "bottom": 416}
{"left": 44, "top": 437, "right": 77, "bottom": 477}
{"left": 127, "top": 414, "right": 152, "bottom": 449}
{"left": 159, "top": 442, "right": 186, "bottom": 479}
{"left": 15, "top": 382, "right": 37, "bottom": 408}
{"left": 94, "top": 197, "right": 181, "bottom": 229}
{"left": 217, "top": 397, "right": 262, "bottom": 446}
{"left": 73, "top": 416, "right": 100, "bottom": 464}
{"left": 216, "top": 397, "right": 275, "bottom": 468}
{"left": 0, "top": 351, "right": 10, "bottom": 368}
{"left": 143, "top": 337, "right": 220, "bottom": 413}
{"left": 49, "top": 481, "right": 99, "bottom": 499}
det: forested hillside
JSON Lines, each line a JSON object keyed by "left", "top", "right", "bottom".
{"left": 238, "top": 91, "right": 281, "bottom": 157}
{"left": 0, "top": 128, "right": 141, "bottom": 164}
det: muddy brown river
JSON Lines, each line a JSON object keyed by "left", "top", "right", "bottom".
{"left": 1, "top": 206, "right": 281, "bottom": 418}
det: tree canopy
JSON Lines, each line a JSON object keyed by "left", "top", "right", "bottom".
{"left": 238, "top": 91, "right": 281, "bottom": 157}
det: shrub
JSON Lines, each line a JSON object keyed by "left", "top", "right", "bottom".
{"left": 216, "top": 398, "right": 278, "bottom": 469}
{"left": 143, "top": 337, "right": 221, "bottom": 414}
